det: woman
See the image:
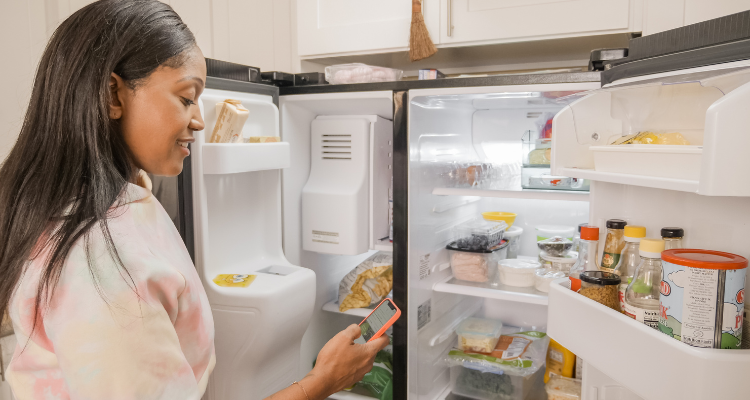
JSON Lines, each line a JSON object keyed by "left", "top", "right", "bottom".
{"left": 0, "top": 1, "right": 389, "bottom": 399}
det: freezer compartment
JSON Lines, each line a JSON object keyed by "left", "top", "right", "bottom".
{"left": 552, "top": 63, "right": 750, "bottom": 195}
{"left": 548, "top": 279, "right": 750, "bottom": 400}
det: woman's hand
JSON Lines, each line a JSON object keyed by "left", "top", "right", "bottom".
{"left": 305, "top": 324, "right": 390, "bottom": 397}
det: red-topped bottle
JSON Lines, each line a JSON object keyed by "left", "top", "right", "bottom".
{"left": 569, "top": 225, "right": 600, "bottom": 292}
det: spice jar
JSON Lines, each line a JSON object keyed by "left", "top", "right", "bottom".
{"left": 661, "top": 227, "right": 684, "bottom": 250}
{"left": 579, "top": 271, "right": 621, "bottom": 310}
{"left": 600, "top": 219, "right": 627, "bottom": 273}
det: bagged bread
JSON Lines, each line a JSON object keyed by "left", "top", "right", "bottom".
{"left": 339, "top": 253, "right": 393, "bottom": 312}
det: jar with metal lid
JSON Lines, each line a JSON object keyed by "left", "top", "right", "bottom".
{"left": 660, "top": 227, "right": 684, "bottom": 250}
{"left": 600, "top": 219, "right": 627, "bottom": 273}
{"left": 579, "top": 271, "right": 621, "bottom": 310}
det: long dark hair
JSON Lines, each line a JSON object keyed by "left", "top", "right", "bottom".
{"left": 0, "top": 0, "right": 196, "bottom": 330}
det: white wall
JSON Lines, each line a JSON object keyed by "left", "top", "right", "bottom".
{"left": 0, "top": 0, "right": 294, "bottom": 162}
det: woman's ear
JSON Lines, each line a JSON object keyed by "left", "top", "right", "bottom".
{"left": 109, "top": 72, "right": 126, "bottom": 120}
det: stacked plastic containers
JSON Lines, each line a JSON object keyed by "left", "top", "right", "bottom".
{"left": 447, "top": 219, "right": 509, "bottom": 283}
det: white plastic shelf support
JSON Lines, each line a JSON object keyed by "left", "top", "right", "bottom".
{"left": 433, "top": 275, "right": 548, "bottom": 305}
{"left": 547, "top": 279, "right": 750, "bottom": 400}
{"left": 559, "top": 168, "right": 699, "bottom": 193}
{"left": 432, "top": 187, "right": 589, "bottom": 202}
{"left": 327, "top": 391, "right": 374, "bottom": 400}
{"left": 202, "top": 142, "right": 291, "bottom": 174}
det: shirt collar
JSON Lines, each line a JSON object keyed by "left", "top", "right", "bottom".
{"left": 118, "top": 170, "right": 153, "bottom": 205}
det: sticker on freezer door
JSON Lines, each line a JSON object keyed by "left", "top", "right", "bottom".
{"left": 313, "top": 230, "right": 339, "bottom": 244}
{"left": 419, "top": 253, "right": 431, "bottom": 280}
{"left": 213, "top": 274, "right": 256, "bottom": 288}
{"left": 417, "top": 300, "right": 431, "bottom": 330}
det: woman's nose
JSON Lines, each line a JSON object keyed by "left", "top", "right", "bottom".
{"left": 189, "top": 106, "right": 205, "bottom": 131}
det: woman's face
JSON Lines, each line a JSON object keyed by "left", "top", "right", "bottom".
{"left": 110, "top": 46, "right": 206, "bottom": 177}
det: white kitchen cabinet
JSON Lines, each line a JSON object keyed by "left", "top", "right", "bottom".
{"left": 297, "top": 0, "right": 440, "bottom": 57}
{"left": 169, "top": 0, "right": 214, "bottom": 58}
{"left": 440, "top": 0, "right": 638, "bottom": 45}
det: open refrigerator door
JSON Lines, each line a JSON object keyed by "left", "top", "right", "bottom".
{"left": 406, "top": 82, "right": 598, "bottom": 400}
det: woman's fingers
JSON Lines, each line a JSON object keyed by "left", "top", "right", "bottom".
{"left": 365, "top": 334, "right": 390, "bottom": 354}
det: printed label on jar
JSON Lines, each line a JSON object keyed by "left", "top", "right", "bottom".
{"left": 600, "top": 251, "right": 620, "bottom": 272}
{"left": 618, "top": 283, "right": 628, "bottom": 314}
{"left": 623, "top": 302, "right": 659, "bottom": 329}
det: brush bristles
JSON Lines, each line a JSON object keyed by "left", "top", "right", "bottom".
{"left": 410, "top": 12, "right": 437, "bottom": 62}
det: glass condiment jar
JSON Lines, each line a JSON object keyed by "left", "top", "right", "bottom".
{"left": 600, "top": 219, "right": 627, "bottom": 273}
{"left": 661, "top": 227, "right": 684, "bottom": 250}
{"left": 624, "top": 238, "right": 665, "bottom": 329}
{"left": 569, "top": 226, "right": 599, "bottom": 292}
{"left": 579, "top": 271, "right": 621, "bottom": 310}
{"left": 613, "top": 225, "right": 646, "bottom": 312}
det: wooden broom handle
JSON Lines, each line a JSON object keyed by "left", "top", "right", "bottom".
{"left": 413, "top": 0, "right": 422, "bottom": 13}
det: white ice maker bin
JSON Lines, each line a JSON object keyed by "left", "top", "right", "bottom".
{"left": 194, "top": 89, "right": 316, "bottom": 400}
{"left": 302, "top": 115, "right": 392, "bottom": 255}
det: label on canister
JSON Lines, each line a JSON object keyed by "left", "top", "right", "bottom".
{"left": 659, "top": 260, "right": 746, "bottom": 349}
{"left": 623, "top": 302, "right": 659, "bottom": 329}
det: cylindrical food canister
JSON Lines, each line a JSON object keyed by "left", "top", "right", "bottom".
{"left": 659, "top": 249, "right": 748, "bottom": 349}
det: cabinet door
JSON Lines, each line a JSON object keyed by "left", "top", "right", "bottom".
{"left": 441, "top": 0, "right": 634, "bottom": 45}
{"left": 297, "top": 0, "right": 440, "bottom": 57}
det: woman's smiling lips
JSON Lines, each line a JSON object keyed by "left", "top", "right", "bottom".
{"left": 177, "top": 137, "right": 194, "bottom": 155}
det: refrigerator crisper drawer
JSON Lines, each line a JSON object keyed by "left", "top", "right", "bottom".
{"left": 590, "top": 145, "right": 702, "bottom": 181}
{"left": 547, "top": 279, "right": 750, "bottom": 400}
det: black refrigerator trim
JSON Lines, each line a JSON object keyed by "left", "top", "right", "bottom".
{"left": 279, "top": 71, "right": 600, "bottom": 96}
{"left": 177, "top": 154, "right": 195, "bottom": 262}
{"left": 391, "top": 90, "right": 409, "bottom": 400}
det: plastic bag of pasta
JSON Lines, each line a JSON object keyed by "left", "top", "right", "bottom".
{"left": 339, "top": 252, "right": 393, "bottom": 312}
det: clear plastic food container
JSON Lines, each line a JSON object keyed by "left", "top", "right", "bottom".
{"left": 324, "top": 63, "right": 404, "bottom": 85}
{"left": 498, "top": 259, "right": 541, "bottom": 288}
{"left": 540, "top": 251, "right": 578, "bottom": 274}
{"left": 536, "top": 225, "right": 576, "bottom": 241}
{"left": 447, "top": 240, "right": 508, "bottom": 283}
{"left": 534, "top": 268, "right": 566, "bottom": 293}
{"left": 450, "top": 364, "right": 543, "bottom": 400}
{"left": 456, "top": 317, "right": 503, "bottom": 353}
{"left": 453, "top": 218, "right": 508, "bottom": 251}
{"left": 545, "top": 375, "right": 582, "bottom": 400}
{"left": 503, "top": 226, "right": 523, "bottom": 259}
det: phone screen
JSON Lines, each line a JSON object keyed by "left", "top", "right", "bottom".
{"left": 359, "top": 300, "right": 398, "bottom": 342}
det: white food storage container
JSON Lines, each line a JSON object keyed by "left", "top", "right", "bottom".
{"left": 449, "top": 364, "right": 543, "bottom": 400}
{"left": 455, "top": 317, "right": 503, "bottom": 353}
{"left": 503, "top": 226, "right": 523, "bottom": 259}
{"left": 324, "top": 63, "right": 404, "bottom": 85}
{"left": 447, "top": 240, "right": 508, "bottom": 283}
{"left": 498, "top": 259, "right": 541, "bottom": 287}
{"left": 590, "top": 144, "right": 703, "bottom": 181}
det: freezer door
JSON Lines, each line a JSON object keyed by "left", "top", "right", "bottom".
{"left": 193, "top": 78, "right": 317, "bottom": 400}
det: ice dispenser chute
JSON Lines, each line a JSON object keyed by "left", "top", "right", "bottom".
{"left": 302, "top": 115, "right": 393, "bottom": 255}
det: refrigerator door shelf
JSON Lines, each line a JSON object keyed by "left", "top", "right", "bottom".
{"left": 202, "top": 142, "right": 291, "bottom": 174}
{"left": 432, "top": 187, "right": 590, "bottom": 202}
{"left": 548, "top": 278, "right": 750, "bottom": 400}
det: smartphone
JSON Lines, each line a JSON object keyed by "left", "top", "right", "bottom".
{"left": 357, "top": 298, "right": 401, "bottom": 343}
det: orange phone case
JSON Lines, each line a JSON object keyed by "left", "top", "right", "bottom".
{"left": 359, "top": 298, "right": 401, "bottom": 342}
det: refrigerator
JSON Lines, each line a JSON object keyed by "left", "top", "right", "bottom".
{"left": 173, "top": 12, "right": 750, "bottom": 400}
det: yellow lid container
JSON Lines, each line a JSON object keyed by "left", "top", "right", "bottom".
{"left": 482, "top": 212, "right": 517, "bottom": 228}
{"left": 640, "top": 238, "right": 665, "bottom": 258}
{"left": 624, "top": 225, "right": 646, "bottom": 242}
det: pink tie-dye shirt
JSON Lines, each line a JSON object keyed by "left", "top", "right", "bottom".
{"left": 6, "top": 173, "right": 216, "bottom": 400}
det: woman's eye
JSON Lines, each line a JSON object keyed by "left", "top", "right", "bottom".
{"left": 181, "top": 97, "right": 196, "bottom": 106}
